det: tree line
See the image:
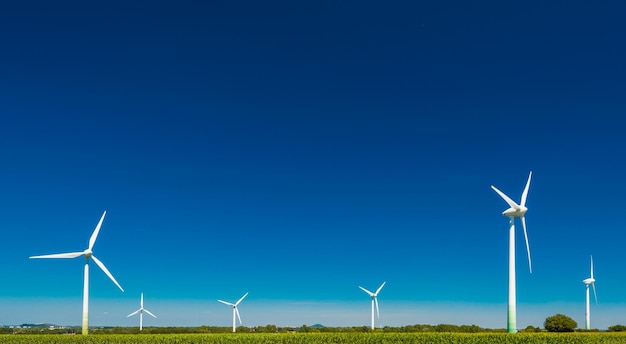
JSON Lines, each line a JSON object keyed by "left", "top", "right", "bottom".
{"left": 5, "top": 314, "right": 626, "bottom": 334}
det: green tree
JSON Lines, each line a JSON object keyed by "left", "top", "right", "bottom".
{"left": 544, "top": 314, "right": 577, "bottom": 332}
{"left": 608, "top": 324, "right": 626, "bottom": 332}
{"left": 521, "top": 325, "right": 541, "bottom": 332}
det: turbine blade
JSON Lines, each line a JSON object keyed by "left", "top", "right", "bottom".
{"left": 235, "top": 307, "right": 242, "bottom": 324}
{"left": 521, "top": 216, "right": 532, "bottom": 273}
{"left": 236, "top": 292, "right": 248, "bottom": 306}
{"left": 520, "top": 171, "right": 532, "bottom": 207}
{"left": 592, "top": 283, "right": 598, "bottom": 304}
{"left": 127, "top": 309, "right": 140, "bottom": 317}
{"left": 141, "top": 293, "right": 144, "bottom": 308}
{"left": 29, "top": 252, "right": 84, "bottom": 259}
{"left": 491, "top": 186, "right": 521, "bottom": 210}
{"left": 375, "top": 281, "right": 386, "bottom": 295}
{"left": 88, "top": 211, "right": 107, "bottom": 250}
{"left": 375, "top": 297, "right": 380, "bottom": 319}
{"left": 590, "top": 255, "right": 594, "bottom": 279}
{"left": 91, "top": 255, "right": 124, "bottom": 292}
{"left": 359, "top": 286, "right": 375, "bottom": 297}
{"left": 144, "top": 309, "right": 157, "bottom": 318}
{"left": 218, "top": 300, "right": 235, "bottom": 307}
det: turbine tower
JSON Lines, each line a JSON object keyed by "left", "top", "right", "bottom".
{"left": 583, "top": 255, "right": 598, "bottom": 330}
{"left": 359, "top": 281, "right": 386, "bottom": 330}
{"left": 127, "top": 293, "right": 157, "bottom": 331}
{"left": 218, "top": 292, "right": 248, "bottom": 332}
{"left": 491, "top": 172, "right": 532, "bottom": 333}
{"left": 29, "top": 211, "right": 124, "bottom": 335}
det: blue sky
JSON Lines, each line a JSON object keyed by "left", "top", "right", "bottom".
{"left": 1, "top": 0, "right": 626, "bottom": 330}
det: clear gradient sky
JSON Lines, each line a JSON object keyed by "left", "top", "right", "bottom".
{"left": 1, "top": 0, "right": 625, "bottom": 330}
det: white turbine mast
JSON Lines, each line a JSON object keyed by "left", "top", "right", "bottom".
{"left": 359, "top": 281, "right": 386, "bottom": 330}
{"left": 127, "top": 292, "right": 157, "bottom": 331}
{"left": 491, "top": 171, "right": 532, "bottom": 333}
{"left": 583, "top": 255, "right": 598, "bottom": 330}
{"left": 218, "top": 292, "right": 248, "bottom": 332}
{"left": 29, "top": 211, "right": 124, "bottom": 335}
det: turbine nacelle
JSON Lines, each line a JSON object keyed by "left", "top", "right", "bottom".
{"left": 583, "top": 277, "right": 595, "bottom": 285}
{"left": 501, "top": 206, "right": 527, "bottom": 217}
{"left": 83, "top": 249, "right": 93, "bottom": 258}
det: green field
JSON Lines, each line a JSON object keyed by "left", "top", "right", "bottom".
{"left": 2, "top": 333, "right": 626, "bottom": 344}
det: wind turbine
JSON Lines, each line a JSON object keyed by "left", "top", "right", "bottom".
{"left": 29, "top": 211, "right": 124, "bottom": 335}
{"left": 218, "top": 292, "right": 248, "bottom": 332}
{"left": 491, "top": 172, "right": 532, "bottom": 333}
{"left": 583, "top": 255, "right": 598, "bottom": 330}
{"left": 127, "top": 293, "right": 157, "bottom": 331}
{"left": 359, "top": 281, "right": 386, "bottom": 330}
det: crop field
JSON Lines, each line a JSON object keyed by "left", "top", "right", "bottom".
{"left": 2, "top": 333, "right": 626, "bottom": 344}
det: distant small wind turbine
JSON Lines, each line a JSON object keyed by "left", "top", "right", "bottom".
{"left": 359, "top": 281, "right": 386, "bottom": 330}
{"left": 583, "top": 255, "right": 598, "bottom": 330}
{"left": 127, "top": 293, "right": 157, "bottom": 331}
{"left": 29, "top": 211, "right": 124, "bottom": 335}
{"left": 218, "top": 292, "right": 248, "bottom": 332}
{"left": 491, "top": 172, "right": 533, "bottom": 333}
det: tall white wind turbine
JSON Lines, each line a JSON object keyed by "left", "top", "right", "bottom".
{"left": 218, "top": 292, "right": 248, "bottom": 332}
{"left": 491, "top": 172, "right": 532, "bottom": 333}
{"left": 127, "top": 293, "right": 157, "bottom": 331}
{"left": 359, "top": 281, "right": 386, "bottom": 330}
{"left": 583, "top": 255, "right": 598, "bottom": 330}
{"left": 29, "top": 211, "right": 124, "bottom": 335}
